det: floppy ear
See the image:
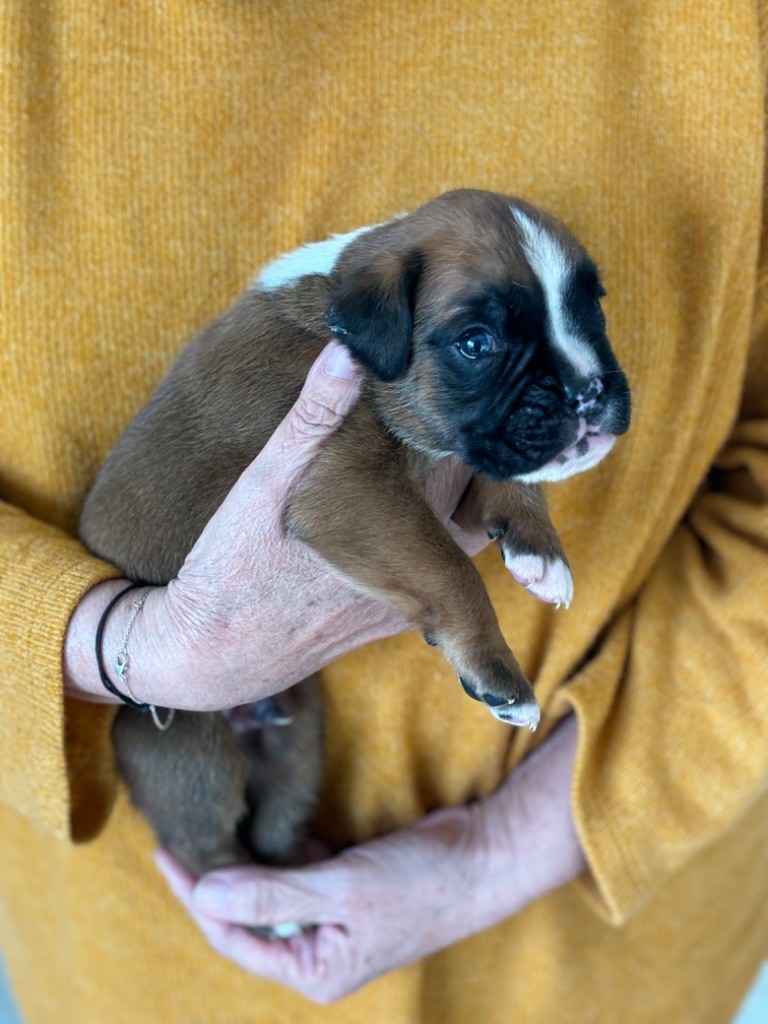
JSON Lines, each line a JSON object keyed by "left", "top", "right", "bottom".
{"left": 326, "top": 248, "right": 421, "bottom": 382}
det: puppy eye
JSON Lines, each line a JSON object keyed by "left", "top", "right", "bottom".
{"left": 456, "top": 331, "right": 497, "bottom": 360}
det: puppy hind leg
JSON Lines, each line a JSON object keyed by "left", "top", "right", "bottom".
{"left": 113, "top": 707, "right": 251, "bottom": 877}
{"left": 455, "top": 478, "right": 573, "bottom": 608}
{"left": 232, "top": 677, "right": 325, "bottom": 867}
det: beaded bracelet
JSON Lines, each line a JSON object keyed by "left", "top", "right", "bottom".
{"left": 95, "top": 581, "right": 175, "bottom": 731}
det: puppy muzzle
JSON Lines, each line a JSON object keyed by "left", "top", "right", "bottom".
{"left": 516, "top": 370, "right": 631, "bottom": 483}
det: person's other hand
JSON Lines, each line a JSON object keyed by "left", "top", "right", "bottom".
{"left": 155, "top": 715, "right": 586, "bottom": 1003}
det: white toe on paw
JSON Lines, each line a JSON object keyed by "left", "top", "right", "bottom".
{"left": 504, "top": 551, "right": 545, "bottom": 586}
{"left": 504, "top": 551, "right": 573, "bottom": 608}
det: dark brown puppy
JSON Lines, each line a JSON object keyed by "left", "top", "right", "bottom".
{"left": 80, "top": 189, "right": 630, "bottom": 880}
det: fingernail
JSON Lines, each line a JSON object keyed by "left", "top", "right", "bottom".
{"left": 322, "top": 342, "right": 358, "bottom": 380}
{"left": 193, "top": 878, "right": 229, "bottom": 913}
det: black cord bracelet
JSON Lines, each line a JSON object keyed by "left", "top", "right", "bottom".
{"left": 95, "top": 581, "right": 151, "bottom": 711}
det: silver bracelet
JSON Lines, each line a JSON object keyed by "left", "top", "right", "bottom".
{"left": 115, "top": 589, "right": 175, "bottom": 732}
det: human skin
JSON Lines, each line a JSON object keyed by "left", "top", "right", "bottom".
{"left": 65, "top": 340, "right": 586, "bottom": 1000}
{"left": 156, "top": 713, "right": 584, "bottom": 1004}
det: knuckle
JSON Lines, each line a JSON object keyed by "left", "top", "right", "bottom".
{"left": 243, "top": 878, "right": 277, "bottom": 920}
{"left": 290, "top": 394, "right": 344, "bottom": 438}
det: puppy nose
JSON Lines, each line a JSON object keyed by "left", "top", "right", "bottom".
{"left": 564, "top": 376, "right": 604, "bottom": 416}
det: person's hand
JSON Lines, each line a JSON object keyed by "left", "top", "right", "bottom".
{"left": 147, "top": 340, "right": 488, "bottom": 709}
{"left": 156, "top": 805, "right": 484, "bottom": 1003}
{"left": 156, "top": 715, "right": 586, "bottom": 1004}
{"left": 66, "top": 341, "right": 489, "bottom": 707}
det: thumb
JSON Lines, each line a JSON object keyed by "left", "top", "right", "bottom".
{"left": 246, "top": 341, "right": 360, "bottom": 494}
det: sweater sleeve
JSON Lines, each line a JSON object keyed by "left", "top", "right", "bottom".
{"left": 0, "top": 501, "right": 121, "bottom": 841}
{"left": 563, "top": 244, "right": 768, "bottom": 925}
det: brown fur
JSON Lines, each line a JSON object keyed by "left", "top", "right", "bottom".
{"left": 79, "top": 190, "right": 592, "bottom": 879}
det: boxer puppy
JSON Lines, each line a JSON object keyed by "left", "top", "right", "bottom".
{"left": 80, "top": 188, "right": 631, "bottom": 879}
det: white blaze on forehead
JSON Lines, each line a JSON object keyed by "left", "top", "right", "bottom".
{"left": 254, "top": 223, "right": 380, "bottom": 291}
{"left": 509, "top": 206, "right": 600, "bottom": 379}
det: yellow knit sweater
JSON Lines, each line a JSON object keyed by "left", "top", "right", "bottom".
{"left": 1, "top": 2, "right": 767, "bottom": 1021}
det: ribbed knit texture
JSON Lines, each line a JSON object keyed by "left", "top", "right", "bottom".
{"left": 1, "top": 2, "right": 767, "bottom": 1021}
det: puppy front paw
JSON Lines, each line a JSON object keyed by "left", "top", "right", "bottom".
{"left": 502, "top": 549, "right": 573, "bottom": 608}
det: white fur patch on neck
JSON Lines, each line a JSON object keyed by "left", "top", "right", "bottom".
{"left": 510, "top": 207, "right": 600, "bottom": 379}
{"left": 255, "top": 223, "right": 380, "bottom": 291}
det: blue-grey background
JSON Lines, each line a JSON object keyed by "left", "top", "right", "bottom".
{"left": 2, "top": 956, "right": 767, "bottom": 1021}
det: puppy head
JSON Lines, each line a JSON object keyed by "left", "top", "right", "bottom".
{"left": 327, "top": 189, "right": 631, "bottom": 482}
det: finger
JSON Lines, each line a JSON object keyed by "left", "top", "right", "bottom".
{"left": 240, "top": 341, "right": 360, "bottom": 498}
{"left": 155, "top": 851, "right": 348, "bottom": 998}
{"left": 154, "top": 849, "right": 237, "bottom": 951}
{"left": 197, "top": 920, "right": 350, "bottom": 999}
{"left": 201, "top": 919, "right": 353, "bottom": 1004}
{"left": 421, "top": 459, "right": 490, "bottom": 557}
{"left": 421, "top": 456, "right": 473, "bottom": 520}
{"left": 445, "top": 517, "right": 491, "bottom": 557}
{"left": 154, "top": 848, "right": 196, "bottom": 894}
{"left": 155, "top": 852, "right": 293, "bottom": 976}
{"left": 192, "top": 863, "right": 336, "bottom": 928}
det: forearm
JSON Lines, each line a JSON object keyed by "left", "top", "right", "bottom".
{"left": 410, "top": 713, "right": 586, "bottom": 953}
{"left": 416, "top": 713, "right": 587, "bottom": 947}
{"left": 474, "top": 713, "right": 586, "bottom": 923}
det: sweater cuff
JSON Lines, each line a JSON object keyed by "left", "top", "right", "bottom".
{"left": 0, "top": 505, "right": 121, "bottom": 841}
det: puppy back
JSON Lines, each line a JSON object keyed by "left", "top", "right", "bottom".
{"left": 79, "top": 281, "right": 331, "bottom": 583}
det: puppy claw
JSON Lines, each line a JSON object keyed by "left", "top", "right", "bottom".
{"left": 459, "top": 676, "right": 540, "bottom": 730}
{"left": 503, "top": 551, "right": 573, "bottom": 609}
{"left": 223, "top": 696, "right": 294, "bottom": 733}
{"left": 488, "top": 699, "right": 540, "bottom": 731}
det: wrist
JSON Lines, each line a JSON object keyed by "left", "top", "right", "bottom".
{"left": 111, "top": 583, "right": 185, "bottom": 708}
{"left": 63, "top": 578, "right": 180, "bottom": 707}
{"left": 119, "top": 579, "right": 246, "bottom": 711}
{"left": 63, "top": 578, "right": 141, "bottom": 703}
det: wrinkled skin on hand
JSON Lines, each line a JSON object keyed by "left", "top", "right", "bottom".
{"left": 130, "top": 342, "right": 489, "bottom": 711}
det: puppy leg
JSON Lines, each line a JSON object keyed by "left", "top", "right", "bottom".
{"left": 113, "top": 707, "right": 251, "bottom": 877}
{"left": 454, "top": 478, "right": 573, "bottom": 608}
{"left": 288, "top": 429, "right": 541, "bottom": 728}
{"left": 226, "top": 676, "right": 325, "bottom": 866}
